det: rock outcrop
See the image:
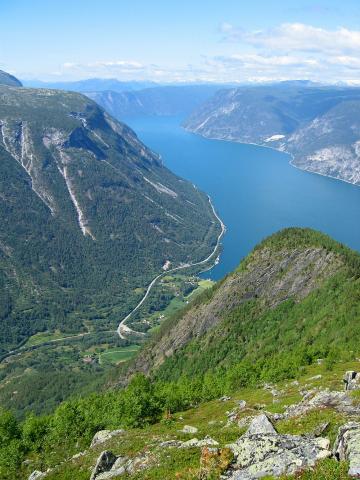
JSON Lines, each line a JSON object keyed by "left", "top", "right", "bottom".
{"left": 90, "top": 451, "right": 117, "bottom": 480}
{"left": 334, "top": 422, "right": 360, "bottom": 477}
{"left": 343, "top": 371, "right": 360, "bottom": 391}
{"left": 90, "top": 430, "right": 125, "bottom": 448}
{"left": 272, "top": 389, "right": 360, "bottom": 421}
{"left": 226, "top": 415, "right": 331, "bottom": 479}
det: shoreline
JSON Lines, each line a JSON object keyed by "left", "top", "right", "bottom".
{"left": 185, "top": 127, "right": 360, "bottom": 189}
{"left": 117, "top": 195, "right": 225, "bottom": 339}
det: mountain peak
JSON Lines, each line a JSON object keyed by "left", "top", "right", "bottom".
{"left": 0, "top": 69, "right": 22, "bottom": 87}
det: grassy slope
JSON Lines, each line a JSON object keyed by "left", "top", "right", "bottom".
{"left": 24, "top": 359, "right": 358, "bottom": 480}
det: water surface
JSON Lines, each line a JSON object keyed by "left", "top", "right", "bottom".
{"left": 124, "top": 116, "right": 360, "bottom": 280}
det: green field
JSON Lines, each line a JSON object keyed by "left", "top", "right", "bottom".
{"left": 98, "top": 346, "right": 140, "bottom": 365}
{"left": 147, "top": 278, "right": 214, "bottom": 333}
{"left": 24, "top": 330, "right": 81, "bottom": 347}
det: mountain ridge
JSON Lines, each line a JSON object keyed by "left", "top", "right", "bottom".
{"left": 183, "top": 85, "right": 360, "bottom": 186}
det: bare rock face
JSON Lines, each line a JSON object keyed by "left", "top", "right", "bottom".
{"left": 343, "top": 371, "right": 360, "bottom": 391}
{"left": 334, "top": 422, "right": 360, "bottom": 478}
{"left": 225, "top": 414, "right": 331, "bottom": 479}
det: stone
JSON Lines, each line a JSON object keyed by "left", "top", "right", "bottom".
{"left": 181, "top": 425, "right": 198, "bottom": 434}
{"left": 219, "top": 396, "right": 231, "bottom": 402}
{"left": 181, "top": 436, "right": 219, "bottom": 448}
{"left": 158, "top": 440, "right": 183, "bottom": 448}
{"left": 90, "top": 450, "right": 117, "bottom": 480}
{"left": 334, "top": 422, "right": 360, "bottom": 477}
{"left": 237, "top": 400, "right": 247, "bottom": 409}
{"left": 90, "top": 429, "right": 125, "bottom": 448}
{"left": 343, "top": 371, "right": 360, "bottom": 391}
{"left": 312, "top": 422, "right": 329, "bottom": 437}
{"left": 273, "top": 389, "right": 360, "bottom": 421}
{"left": 246, "top": 414, "right": 277, "bottom": 436}
{"left": 28, "top": 472, "right": 46, "bottom": 480}
{"left": 227, "top": 433, "right": 331, "bottom": 479}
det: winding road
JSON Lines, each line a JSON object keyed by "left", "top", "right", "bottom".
{"left": 117, "top": 196, "right": 225, "bottom": 339}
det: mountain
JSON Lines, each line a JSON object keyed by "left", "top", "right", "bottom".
{"left": 4, "top": 228, "right": 360, "bottom": 479}
{"left": 22, "top": 78, "right": 156, "bottom": 92}
{"left": 85, "top": 85, "right": 227, "bottom": 118}
{"left": 131, "top": 227, "right": 360, "bottom": 381}
{"left": 184, "top": 84, "right": 360, "bottom": 186}
{"left": 0, "top": 69, "right": 22, "bottom": 87}
{"left": 0, "top": 78, "right": 220, "bottom": 355}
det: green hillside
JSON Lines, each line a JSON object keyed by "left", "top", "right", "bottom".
{"left": 2, "top": 228, "right": 360, "bottom": 479}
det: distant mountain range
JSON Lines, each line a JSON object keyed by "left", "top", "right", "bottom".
{"left": 184, "top": 84, "right": 360, "bottom": 186}
{"left": 85, "top": 85, "right": 227, "bottom": 118}
{"left": 0, "top": 73, "right": 220, "bottom": 353}
{"left": 22, "top": 78, "right": 157, "bottom": 92}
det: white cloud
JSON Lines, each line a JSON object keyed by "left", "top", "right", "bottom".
{"left": 221, "top": 22, "right": 360, "bottom": 55}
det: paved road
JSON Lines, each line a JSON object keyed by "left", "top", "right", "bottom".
{"left": 117, "top": 196, "right": 225, "bottom": 339}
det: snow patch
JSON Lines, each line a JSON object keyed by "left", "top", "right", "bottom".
{"left": 265, "top": 134, "right": 285, "bottom": 142}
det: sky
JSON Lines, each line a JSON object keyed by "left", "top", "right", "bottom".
{"left": 2, "top": 0, "right": 360, "bottom": 84}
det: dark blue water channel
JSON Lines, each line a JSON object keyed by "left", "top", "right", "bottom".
{"left": 124, "top": 116, "right": 360, "bottom": 280}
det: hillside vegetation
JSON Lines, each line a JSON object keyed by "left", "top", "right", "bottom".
{"left": 2, "top": 228, "right": 360, "bottom": 479}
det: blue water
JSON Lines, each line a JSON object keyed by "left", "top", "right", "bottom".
{"left": 124, "top": 116, "right": 360, "bottom": 280}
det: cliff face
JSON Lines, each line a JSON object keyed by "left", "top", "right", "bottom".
{"left": 184, "top": 85, "right": 360, "bottom": 186}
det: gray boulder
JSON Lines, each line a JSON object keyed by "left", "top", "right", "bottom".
{"left": 227, "top": 434, "right": 330, "bottom": 479}
{"left": 28, "top": 472, "right": 46, "bottom": 480}
{"left": 225, "top": 414, "right": 331, "bottom": 479}
{"left": 246, "top": 414, "right": 276, "bottom": 435}
{"left": 181, "top": 425, "right": 198, "bottom": 434}
{"left": 334, "top": 422, "right": 360, "bottom": 477}
{"left": 343, "top": 371, "right": 360, "bottom": 391}
{"left": 180, "top": 436, "right": 219, "bottom": 448}
{"left": 90, "top": 450, "right": 117, "bottom": 480}
{"left": 90, "top": 429, "right": 125, "bottom": 448}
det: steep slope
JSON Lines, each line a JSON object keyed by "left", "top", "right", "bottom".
{"left": 184, "top": 85, "right": 360, "bottom": 186}
{"left": 0, "top": 69, "right": 22, "bottom": 87}
{"left": 0, "top": 83, "right": 220, "bottom": 353}
{"left": 3, "top": 228, "right": 360, "bottom": 480}
{"left": 132, "top": 228, "right": 360, "bottom": 381}
{"left": 85, "top": 85, "right": 225, "bottom": 119}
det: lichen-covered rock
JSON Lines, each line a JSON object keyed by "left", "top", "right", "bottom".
{"left": 246, "top": 414, "right": 276, "bottom": 436}
{"left": 181, "top": 425, "right": 198, "bottom": 434}
{"left": 181, "top": 436, "right": 219, "bottom": 448}
{"left": 334, "top": 422, "right": 360, "bottom": 477}
{"left": 90, "top": 429, "right": 125, "bottom": 448}
{"left": 227, "top": 434, "right": 331, "bottom": 479}
{"left": 343, "top": 371, "right": 360, "bottom": 391}
{"left": 272, "top": 389, "right": 359, "bottom": 421}
{"left": 90, "top": 450, "right": 117, "bottom": 480}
